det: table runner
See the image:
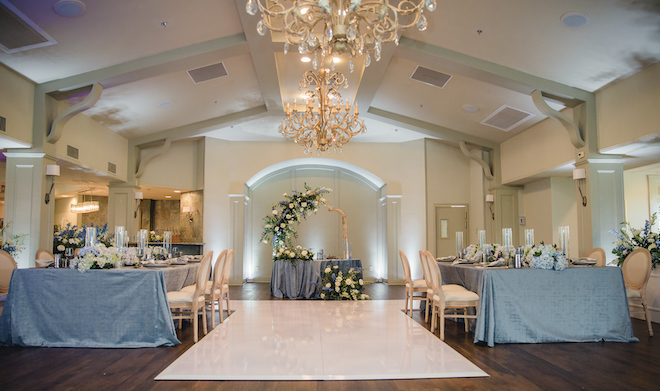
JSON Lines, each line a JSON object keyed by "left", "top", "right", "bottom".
{"left": 0, "top": 269, "right": 180, "bottom": 348}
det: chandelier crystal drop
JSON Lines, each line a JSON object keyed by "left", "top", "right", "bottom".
{"left": 246, "top": 0, "right": 436, "bottom": 63}
{"left": 279, "top": 64, "right": 366, "bottom": 154}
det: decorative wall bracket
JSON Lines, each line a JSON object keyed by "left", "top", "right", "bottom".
{"left": 47, "top": 83, "right": 103, "bottom": 144}
{"left": 459, "top": 141, "right": 494, "bottom": 181}
{"left": 531, "top": 89, "right": 585, "bottom": 149}
{"left": 135, "top": 138, "right": 172, "bottom": 178}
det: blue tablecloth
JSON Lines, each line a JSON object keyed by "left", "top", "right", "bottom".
{"left": 467, "top": 267, "right": 638, "bottom": 347}
{"left": 0, "top": 269, "right": 180, "bottom": 348}
{"left": 270, "top": 259, "right": 363, "bottom": 299}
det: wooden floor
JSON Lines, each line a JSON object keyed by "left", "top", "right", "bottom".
{"left": 1, "top": 283, "right": 658, "bottom": 391}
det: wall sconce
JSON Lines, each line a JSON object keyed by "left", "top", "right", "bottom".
{"left": 134, "top": 191, "right": 143, "bottom": 218}
{"left": 182, "top": 206, "right": 195, "bottom": 223}
{"left": 486, "top": 194, "right": 495, "bottom": 220}
{"left": 44, "top": 164, "right": 60, "bottom": 204}
{"left": 573, "top": 168, "right": 587, "bottom": 207}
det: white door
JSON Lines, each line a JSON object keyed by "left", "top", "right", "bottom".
{"left": 435, "top": 205, "right": 468, "bottom": 257}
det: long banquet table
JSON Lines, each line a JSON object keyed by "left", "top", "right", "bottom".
{"left": 270, "top": 259, "right": 363, "bottom": 299}
{"left": 437, "top": 263, "right": 638, "bottom": 347}
{"left": 0, "top": 268, "right": 184, "bottom": 348}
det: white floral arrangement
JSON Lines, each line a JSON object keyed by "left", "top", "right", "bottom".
{"left": 0, "top": 221, "right": 28, "bottom": 257}
{"left": 319, "top": 264, "right": 370, "bottom": 300}
{"left": 464, "top": 244, "right": 482, "bottom": 261}
{"left": 260, "top": 183, "right": 331, "bottom": 263}
{"left": 491, "top": 244, "right": 513, "bottom": 264}
{"left": 525, "top": 243, "right": 568, "bottom": 271}
{"left": 70, "top": 244, "right": 122, "bottom": 272}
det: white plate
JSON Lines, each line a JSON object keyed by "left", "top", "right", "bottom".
{"left": 437, "top": 256, "right": 456, "bottom": 262}
{"left": 144, "top": 263, "right": 169, "bottom": 268}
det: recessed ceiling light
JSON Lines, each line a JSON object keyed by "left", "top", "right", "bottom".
{"left": 165, "top": 195, "right": 172, "bottom": 198}
{"left": 53, "top": 0, "right": 86, "bottom": 18}
{"left": 174, "top": 190, "right": 181, "bottom": 193}
{"left": 62, "top": 195, "right": 69, "bottom": 198}
{"left": 561, "top": 12, "right": 590, "bottom": 28}
{"left": 462, "top": 104, "right": 479, "bottom": 113}
{"left": 301, "top": 57, "right": 311, "bottom": 63}
{"left": 157, "top": 100, "right": 173, "bottom": 108}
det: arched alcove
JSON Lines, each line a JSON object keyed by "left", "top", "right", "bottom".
{"left": 242, "top": 158, "right": 390, "bottom": 283}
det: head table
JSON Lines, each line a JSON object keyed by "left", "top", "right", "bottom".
{"left": 0, "top": 262, "right": 200, "bottom": 348}
{"left": 437, "top": 263, "right": 638, "bottom": 347}
{"left": 270, "top": 259, "right": 363, "bottom": 299}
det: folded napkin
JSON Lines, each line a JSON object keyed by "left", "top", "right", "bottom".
{"left": 437, "top": 256, "right": 456, "bottom": 262}
{"left": 453, "top": 258, "right": 474, "bottom": 265}
{"left": 572, "top": 257, "right": 597, "bottom": 265}
{"left": 487, "top": 259, "right": 505, "bottom": 267}
{"left": 35, "top": 259, "right": 54, "bottom": 267}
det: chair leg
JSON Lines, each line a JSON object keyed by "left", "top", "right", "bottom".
{"left": 218, "top": 296, "right": 224, "bottom": 323}
{"left": 643, "top": 301, "right": 654, "bottom": 337}
{"left": 464, "top": 307, "right": 469, "bottom": 332}
{"left": 440, "top": 306, "right": 445, "bottom": 341}
{"left": 404, "top": 288, "right": 410, "bottom": 315}
{"left": 193, "top": 307, "right": 199, "bottom": 343}
{"left": 424, "top": 296, "right": 430, "bottom": 323}
{"left": 225, "top": 291, "right": 231, "bottom": 313}
{"left": 210, "top": 296, "right": 216, "bottom": 329}
{"left": 202, "top": 305, "right": 208, "bottom": 336}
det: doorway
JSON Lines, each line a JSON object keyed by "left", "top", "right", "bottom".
{"left": 435, "top": 205, "right": 469, "bottom": 257}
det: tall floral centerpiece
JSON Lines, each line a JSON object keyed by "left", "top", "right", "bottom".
{"left": 260, "top": 184, "right": 331, "bottom": 262}
{"left": 54, "top": 223, "right": 113, "bottom": 254}
{"left": 0, "top": 222, "right": 28, "bottom": 258}
{"left": 610, "top": 213, "right": 659, "bottom": 268}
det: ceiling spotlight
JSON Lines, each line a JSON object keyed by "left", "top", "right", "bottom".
{"left": 561, "top": 12, "right": 590, "bottom": 28}
{"left": 157, "top": 100, "right": 173, "bottom": 108}
{"left": 53, "top": 0, "right": 86, "bottom": 18}
{"left": 462, "top": 104, "right": 479, "bottom": 113}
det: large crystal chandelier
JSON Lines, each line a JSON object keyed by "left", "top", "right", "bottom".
{"left": 279, "top": 63, "right": 366, "bottom": 154}
{"left": 246, "top": 0, "right": 436, "bottom": 69}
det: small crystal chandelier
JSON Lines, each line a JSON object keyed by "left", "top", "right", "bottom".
{"left": 71, "top": 189, "right": 99, "bottom": 214}
{"left": 279, "top": 61, "right": 366, "bottom": 154}
{"left": 246, "top": 0, "right": 436, "bottom": 69}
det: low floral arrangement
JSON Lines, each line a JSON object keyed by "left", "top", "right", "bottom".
{"left": 463, "top": 243, "right": 512, "bottom": 263}
{"left": 54, "top": 223, "right": 113, "bottom": 253}
{"left": 71, "top": 245, "right": 122, "bottom": 272}
{"left": 260, "top": 184, "right": 331, "bottom": 262}
{"left": 610, "top": 213, "right": 659, "bottom": 268}
{"left": 524, "top": 243, "right": 568, "bottom": 271}
{"left": 0, "top": 222, "right": 28, "bottom": 257}
{"left": 319, "top": 264, "right": 370, "bottom": 300}
{"left": 274, "top": 245, "right": 314, "bottom": 261}
{"left": 144, "top": 245, "right": 168, "bottom": 260}
{"left": 149, "top": 230, "right": 162, "bottom": 242}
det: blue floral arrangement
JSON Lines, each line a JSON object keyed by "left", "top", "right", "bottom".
{"left": 610, "top": 213, "right": 659, "bottom": 268}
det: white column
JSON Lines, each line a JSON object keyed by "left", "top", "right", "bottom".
{"left": 385, "top": 194, "right": 402, "bottom": 284}
{"left": 108, "top": 184, "right": 141, "bottom": 240}
{"left": 229, "top": 193, "right": 246, "bottom": 284}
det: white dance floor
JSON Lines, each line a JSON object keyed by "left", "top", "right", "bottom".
{"left": 156, "top": 300, "right": 488, "bottom": 381}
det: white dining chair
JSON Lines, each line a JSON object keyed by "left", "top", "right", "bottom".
{"left": 419, "top": 250, "right": 466, "bottom": 324}
{"left": 181, "top": 249, "right": 227, "bottom": 328}
{"left": 219, "top": 249, "right": 234, "bottom": 317}
{"left": 621, "top": 248, "right": 654, "bottom": 336}
{"left": 35, "top": 249, "right": 55, "bottom": 268}
{"left": 399, "top": 250, "right": 428, "bottom": 318}
{"left": 167, "top": 250, "right": 213, "bottom": 343}
{"left": 0, "top": 250, "right": 17, "bottom": 295}
{"left": 427, "top": 255, "right": 479, "bottom": 340}
{"left": 586, "top": 247, "right": 607, "bottom": 267}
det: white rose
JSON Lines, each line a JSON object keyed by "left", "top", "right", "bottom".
{"left": 649, "top": 244, "right": 657, "bottom": 250}
{"left": 324, "top": 267, "right": 331, "bottom": 273}
{"left": 359, "top": 279, "right": 364, "bottom": 285}
{"left": 289, "top": 203, "right": 294, "bottom": 208}
{"left": 57, "top": 245, "right": 65, "bottom": 251}
{"left": 302, "top": 250, "right": 308, "bottom": 256}
{"left": 336, "top": 276, "right": 342, "bottom": 283}
{"left": 301, "top": 202, "right": 307, "bottom": 207}
{"left": 272, "top": 210, "right": 278, "bottom": 215}
{"left": 68, "top": 239, "right": 74, "bottom": 244}
{"left": 280, "top": 223, "right": 285, "bottom": 228}
{"left": 283, "top": 193, "right": 287, "bottom": 196}
{"left": 325, "top": 283, "right": 331, "bottom": 288}
{"left": 289, "top": 252, "right": 295, "bottom": 258}
{"left": 275, "top": 227, "right": 279, "bottom": 231}
{"left": 345, "top": 278, "right": 353, "bottom": 285}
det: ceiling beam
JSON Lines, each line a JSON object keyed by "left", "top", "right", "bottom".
{"left": 234, "top": 0, "right": 284, "bottom": 112}
{"left": 130, "top": 105, "right": 269, "bottom": 147}
{"left": 397, "top": 37, "right": 594, "bottom": 102}
{"left": 39, "top": 34, "right": 250, "bottom": 93}
{"left": 366, "top": 107, "right": 497, "bottom": 150}
{"left": 354, "top": 41, "right": 397, "bottom": 110}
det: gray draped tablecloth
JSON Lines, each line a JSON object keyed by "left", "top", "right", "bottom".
{"left": 270, "top": 259, "right": 363, "bottom": 299}
{"left": 0, "top": 268, "right": 180, "bottom": 348}
{"left": 439, "top": 265, "right": 638, "bottom": 347}
{"left": 140, "top": 263, "right": 199, "bottom": 292}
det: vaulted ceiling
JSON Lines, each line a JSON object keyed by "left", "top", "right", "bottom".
{"left": 1, "top": 0, "right": 660, "bottom": 196}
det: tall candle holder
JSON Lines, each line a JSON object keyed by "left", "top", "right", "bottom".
{"left": 114, "top": 226, "right": 125, "bottom": 252}
{"left": 85, "top": 226, "right": 97, "bottom": 247}
{"left": 478, "top": 230, "right": 486, "bottom": 250}
{"left": 456, "top": 231, "right": 464, "bottom": 258}
{"left": 502, "top": 228, "right": 513, "bottom": 251}
{"left": 524, "top": 229, "right": 535, "bottom": 247}
{"left": 559, "top": 226, "right": 570, "bottom": 259}
{"left": 163, "top": 231, "right": 172, "bottom": 256}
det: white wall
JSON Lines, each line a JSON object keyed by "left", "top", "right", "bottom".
{"left": 55, "top": 100, "right": 128, "bottom": 182}
{"left": 203, "top": 138, "right": 429, "bottom": 282}
{"left": 139, "top": 139, "right": 203, "bottom": 190}
{"left": 521, "top": 179, "right": 553, "bottom": 245}
{"left": 499, "top": 109, "right": 575, "bottom": 185}
{"left": 623, "top": 170, "right": 651, "bottom": 227}
{"left": 550, "top": 177, "right": 579, "bottom": 259}
{"left": 54, "top": 196, "right": 81, "bottom": 228}
{"left": 0, "top": 65, "right": 33, "bottom": 145}
{"left": 598, "top": 61, "right": 660, "bottom": 151}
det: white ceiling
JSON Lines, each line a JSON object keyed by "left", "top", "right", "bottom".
{"left": 1, "top": 0, "right": 660, "bottom": 193}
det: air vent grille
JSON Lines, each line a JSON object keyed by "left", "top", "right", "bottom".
{"left": 107, "top": 162, "right": 116, "bottom": 174}
{"left": 67, "top": 145, "right": 79, "bottom": 159}
{"left": 187, "top": 62, "right": 228, "bottom": 83}
{"left": 0, "top": 0, "right": 57, "bottom": 53}
{"left": 410, "top": 66, "right": 452, "bottom": 89}
{"left": 480, "top": 105, "right": 535, "bottom": 131}
{"left": 0, "top": 116, "right": 5, "bottom": 132}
